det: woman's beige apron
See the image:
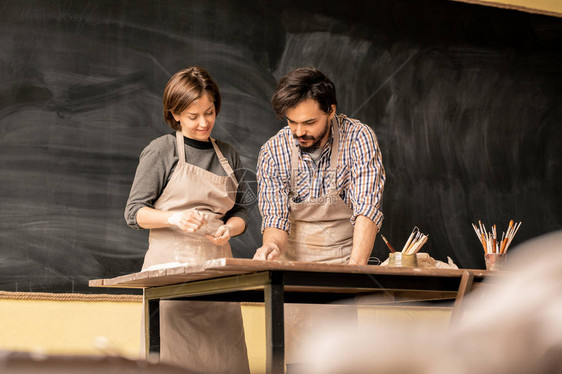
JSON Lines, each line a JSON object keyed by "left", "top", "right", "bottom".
{"left": 282, "top": 119, "right": 357, "bottom": 363}
{"left": 142, "top": 131, "right": 250, "bottom": 373}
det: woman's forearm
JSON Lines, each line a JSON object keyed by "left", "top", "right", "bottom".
{"left": 224, "top": 216, "right": 246, "bottom": 237}
{"left": 135, "top": 207, "right": 173, "bottom": 229}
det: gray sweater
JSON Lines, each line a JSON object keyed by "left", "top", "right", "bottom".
{"left": 124, "top": 133, "right": 249, "bottom": 230}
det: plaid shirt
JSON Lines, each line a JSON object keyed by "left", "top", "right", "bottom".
{"left": 257, "top": 114, "right": 385, "bottom": 233}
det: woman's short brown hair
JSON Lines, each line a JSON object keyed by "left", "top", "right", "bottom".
{"left": 271, "top": 67, "right": 337, "bottom": 120}
{"left": 162, "top": 66, "right": 221, "bottom": 130}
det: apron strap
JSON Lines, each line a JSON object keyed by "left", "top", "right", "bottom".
{"left": 327, "top": 116, "right": 340, "bottom": 194}
{"left": 176, "top": 132, "right": 238, "bottom": 187}
{"left": 289, "top": 141, "right": 300, "bottom": 194}
{"left": 210, "top": 138, "right": 239, "bottom": 187}
{"left": 289, "top": 116, "right": 340, "bottom": 195}
{"left": 175, "top": 131, "right": 186, "bottom": 165}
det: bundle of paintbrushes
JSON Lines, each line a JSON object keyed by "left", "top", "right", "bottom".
{"left": 381, "top": 227, "right": 428, "bottom": 255}
{"left": 400, "top": 227, "right": 428, "bottom": 254}
{"left": 471, "top": 220, "right": 522, "bottom": 254}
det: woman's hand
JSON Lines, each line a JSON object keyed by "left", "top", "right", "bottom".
{"left": 205, "top": 225, "right": 232, "bottom": 246}
{"left": 167, "top": 209, "right": 207, "bottom": 233}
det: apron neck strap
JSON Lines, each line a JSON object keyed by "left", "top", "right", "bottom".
{"left": 176, "top": 132, "right": 238, "bottom": 186}
{"left": 329, "top": 116, "right": 340, "bottom": 172}
{"left": 175, "top": 131, "right": 186, "bottom": 165}
{"left": 289, "top": 142, "right": 299, "bottom": 193}
{"left": 210, "top": 137, "right": 239, "bottom": 186}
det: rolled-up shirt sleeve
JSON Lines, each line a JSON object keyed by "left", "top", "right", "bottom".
{"left": 124, "top": 143, "right": 171, "bottom": 230}
{"left": 257, "top": 142, "right": 290, "bottom": 233}
{"left": 349, "top": 126, "right": 385, "bottom": 230}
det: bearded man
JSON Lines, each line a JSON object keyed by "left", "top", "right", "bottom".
{"left": 254, "top": 67, "right": 385, "bottom": 265}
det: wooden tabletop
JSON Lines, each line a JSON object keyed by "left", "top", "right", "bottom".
{"left": 89, "top": 258, "right": 489, "bottom": 289}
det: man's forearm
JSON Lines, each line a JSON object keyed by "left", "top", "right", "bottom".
{"left": 253, "top": 227, "right": 289, "bottom": 261}
{"left": 349, "top": 215, "right": 378, "bottom": 265}
{"left": 263, "top": 227, "right": 289, "bottom": 254}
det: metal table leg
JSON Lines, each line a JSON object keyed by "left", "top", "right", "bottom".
{"left": 145, "top": 296, "right": 160, "bottom": 358}
{"left": 264, "top": 272, "right": 285, "bottom": 374}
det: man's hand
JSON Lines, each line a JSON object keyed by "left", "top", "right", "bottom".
{"left": 253, "top": 242, "right": 282, "bottom": 261}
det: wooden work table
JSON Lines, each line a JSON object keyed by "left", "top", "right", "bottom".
{"left": 90, "top": 258, "right": 490, "bottom": 374}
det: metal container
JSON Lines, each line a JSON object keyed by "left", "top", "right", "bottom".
{"left": 484, "top": 253, "right": 507, "bottom": 271}
{"left": 388, "top": 252, "right": 418, "bottom": 267}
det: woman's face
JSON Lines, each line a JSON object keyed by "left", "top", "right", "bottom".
{"left": 173, "top": 92, "right": 216, "bottom": 141}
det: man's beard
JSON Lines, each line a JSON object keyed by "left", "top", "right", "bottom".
{"left": 293, "top": 120, "right": 330, "bottom": 153}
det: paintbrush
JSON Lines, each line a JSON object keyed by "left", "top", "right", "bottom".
{"left": 381, "top": 235, "right": 395, "bottom": 253}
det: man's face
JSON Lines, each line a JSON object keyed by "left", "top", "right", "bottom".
{"left": 286, "top": 99, "right": 336, "bottom": 152}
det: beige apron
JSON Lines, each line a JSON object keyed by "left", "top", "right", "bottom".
{"left": 283, "top": 117, "right": 354, "bottom": 263}
{"left": 282, "top": 119, "right": 357, "bottom": 363}
{"left": 142, "top": 131, "right": 250, "bottom": 373}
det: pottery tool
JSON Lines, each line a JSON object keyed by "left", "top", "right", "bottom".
{"left": 401, "top": 227, "right": 429, "bottom": 255}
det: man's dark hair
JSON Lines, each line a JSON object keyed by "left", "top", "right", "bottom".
{"left": 271, "top": 67, "right": 337, "bottom": 119}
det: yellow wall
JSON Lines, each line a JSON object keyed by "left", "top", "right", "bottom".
{"left": 0, "top": 293, "right": 451, "bottom": 374}
{"left": 0, "top": 296, "right": 142, "bottom": 358}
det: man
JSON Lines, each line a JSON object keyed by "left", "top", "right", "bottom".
{"left": 254, "top": 67, "right": 385, "bottom": 265}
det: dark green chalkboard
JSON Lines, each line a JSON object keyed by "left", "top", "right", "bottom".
{"left": 0, "top": 0, "right": 560, "bottom": 292}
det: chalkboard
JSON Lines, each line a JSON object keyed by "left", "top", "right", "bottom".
{"left": 1, "top": 0, "right": 560, "bottom": 293}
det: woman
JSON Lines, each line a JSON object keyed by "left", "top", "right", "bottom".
{"left": 124, "top": 67, "right": 250, "bottom": 373}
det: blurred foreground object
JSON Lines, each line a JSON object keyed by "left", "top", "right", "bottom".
{"left": 297, "top": 230, "right": 562, "bottom": 374}
{"left": 0, "top": 351, "right": 194, "bottom": 374}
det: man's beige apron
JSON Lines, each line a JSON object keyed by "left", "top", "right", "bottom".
{"left": 142, "top": 131, "right": 250, "bottom": 373}
{"left": 283, "top": 117, "right": 353, "bottom": 263}
{"left": 282, "top": 119, "right": 357, "bottom": 363}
